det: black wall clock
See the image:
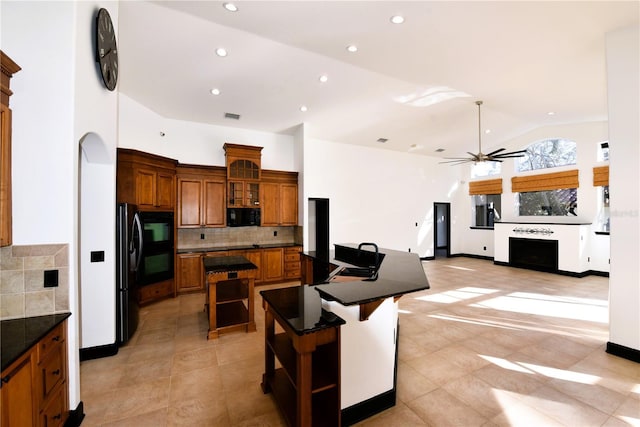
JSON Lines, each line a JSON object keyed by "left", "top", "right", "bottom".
{"left": 96, "top": 8, "right": 118, "bottom": 91}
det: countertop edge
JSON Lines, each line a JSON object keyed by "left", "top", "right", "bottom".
{"left": 1, "top": 312, "right": 71, "bottom": 371}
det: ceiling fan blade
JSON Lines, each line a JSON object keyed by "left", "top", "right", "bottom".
{"left": 439, "top": 159, "right": 473, "bottom": 164}
{"left": 493, "top": 153, "right": 526, "bottom": 159}
{"left": 486, "top": 148, "right": 506, "bottom": 156}
{"left": 494, "top": 150, "right": 527, "bottom": 156}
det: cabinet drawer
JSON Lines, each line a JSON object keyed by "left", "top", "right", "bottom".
{"left": 284, "top": 253, "right": 300, "bottom": 262}
{"left": 284, "top": 246, "right": 301, "bottom": 254}
{"left": 284, "top": 261, "right": 300, "bottom": 271}
{"left": 40, "top": 383, "right": 67, "bottom": 427}
{"left": 38, "top": 323, "right": 65, "bottom": 362}
{"left": 41, "top": 346, "right": 65, "bottom": 399}
{"left": 138, "top": 280, "right": 173, "bottom": 304}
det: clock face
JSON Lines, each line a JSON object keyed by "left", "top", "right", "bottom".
{"left": 96, "top": 8, "right": 118, "bottom": 91}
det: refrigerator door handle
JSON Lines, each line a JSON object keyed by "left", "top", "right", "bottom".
{"left": 130, "top": 212, "right": 144, "bottom": 272}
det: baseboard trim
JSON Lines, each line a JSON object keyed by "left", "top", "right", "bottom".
{"left": 606, "top": 342, "right": 640, "bottom": 363}
{"left": 341, "top": 389, "right": 396, "bottom": 426}
{"left": 65, "top": 401, "right": 85, "bottom": 427}
{"left": 493, "top": 261, "right": 608, "bottom": 278}
{"left": 79, "top": 342, "right": 118, "bottom": 361}
{"left": 450, "top": 253, "right": 493, "bottom": 261}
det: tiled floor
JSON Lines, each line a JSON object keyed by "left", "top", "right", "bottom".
{"left": 80, "top": 257, "right": 639, "bottom": 426}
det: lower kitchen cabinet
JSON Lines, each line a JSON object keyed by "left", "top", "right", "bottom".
{"left": 284, "top": 246, "right": 302, "bottom": 280}
{"left": 177, "top": 253, "right": 204, "bottom": 293}
{"left": 0, "top": 320, "right": 69, "bottom": 427}
{"left": 262, "top": 248, "right": 284, "bottom": 283}
{"left": 138, "top": 278, "right": 174, "bottom": 304}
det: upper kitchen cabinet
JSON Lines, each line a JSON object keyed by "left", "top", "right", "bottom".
{"left": 224, "top": 143, "right": 262, "bottom": 208}
{"left": 0, "top": 51, "right": 21, "bottom": 247}
{"left": 117, "top": 149, "right": 177, "bottom": 211}
{"left": 176, "top": 165, "right": 226, "bottom": 228}
{"left": 261, "top": 170, "right": 299, "bottom": 226}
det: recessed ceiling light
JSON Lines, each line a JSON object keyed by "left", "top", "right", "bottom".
{"left": 300, "top": 106, "right": 308, "bottom": 112}
{"left": 216, "top": 48, "right": 228, "bottom": 57}
{"left": 390, "top": 15, "right": 404, "bottom": 24}
{"left": 485, "top": 129, "right": 491, "bottom": 134}
{"left": 319, "top": 75, "right": 328, "bottom": 83}
{"left": 223, "top": 3, "right": 238, "bottom": 12}
{"left": 346, "top": 45, "right": 358, "bottom": 53}
{"left": 210, "top": 88, "right": 220, "bottom": 95}
{"left": 547, "top": 111, "right": 555, "bottom": 116}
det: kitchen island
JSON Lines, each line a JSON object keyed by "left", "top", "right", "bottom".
{"left": 260, "top": 244, "right": 429, "bottom": 425}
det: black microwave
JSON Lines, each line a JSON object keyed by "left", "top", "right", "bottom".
{"left": 227, "top": 208, "right": 261, "bottom": 227}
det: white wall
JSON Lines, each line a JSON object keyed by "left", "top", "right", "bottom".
{"left": 1, "top": 0, "right": 120, "bottom": 411}
{"left": 119, "top": 94, "right": 296, "bottom": 171}
{"left": 606, "top": 25, "right": 639, "bottom": 352}
{"left": 302, "top": 138, "right": 465, "bottom": 257}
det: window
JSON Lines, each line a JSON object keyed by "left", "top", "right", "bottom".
{"left": 472, "top": 194, "right": 501, "bottom": 227}
{"left": 598, "top": 185, "right": 610, "bottom": 231}
{"left": 598, "top": 142, "right": 609, "bottom": 162}
{"left": 471, "top": 161, "right": 500, "bottom": 178}
{"left": 517, "top": 188, "right": 577, "bottom": 216}
{"left": 517, "top": 138, "right": 577, "bottom": 172}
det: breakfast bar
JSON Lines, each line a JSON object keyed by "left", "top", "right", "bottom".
{"left": 260, "top": 244, "right": 429, "bottom": 426}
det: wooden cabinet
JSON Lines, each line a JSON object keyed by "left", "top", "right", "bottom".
{"left": 1, "top": 320, "right": 69, "bottom": 427}
{"left": 0, "top": 51, "right": 21, "bottom": 247}
{"left": 262, "top": 248, "right": 284, "bottom": 283}
{"left": 261, "top": 170, "right": 298, "bottom": 226}
{"left": 206, "top": 268, "right": 256, "bottom": 339}
{"left": 261, "top": 299, "right": 341, "bottom": 426}
{"left": 176, "top": 165, "right": 226, "bottom": 228}
{"left": 138, "top": 278, "right": 174, "bottom": 305}
{"left": 224, "top": 143, "right": 263, "bottom": 208}
{"left": 1, "top": 352, "right": 35, "bottom": 426}
{"left": 176, "top": 253, "right": 204, "bottom": 293}
{"left": 284, "top": 246, "right": 302, "bottom": 280}
{"left": 117, "top": 149, "right": 177, "bottom": 211}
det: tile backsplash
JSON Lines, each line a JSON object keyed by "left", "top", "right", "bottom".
{"left": 178, "top": 226, "right": 302, "bottom": 250}
{"left": 0, "top": 244, "right": 69, "bottom": 320}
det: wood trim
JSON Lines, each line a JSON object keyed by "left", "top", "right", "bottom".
{"left": 469, "top": 178, "right": 503, "bottom": 195}
{"left": 1, "top": 50, "right": 22, "bottom": 106}
{"left": 593, "top": 165, "right": 609, "bottom": 187}
{"left": 511, "top": 169, "right": 579, "bottom": 192}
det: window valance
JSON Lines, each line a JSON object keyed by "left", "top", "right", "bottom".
{"left": 469, "top": 178, "right": 503, "bottom": 195}
{"left": 593, "top": 165, "right": 609, "bottom": 187}
{"left": 511, "top": 170, "right": 579, "bottom": 192}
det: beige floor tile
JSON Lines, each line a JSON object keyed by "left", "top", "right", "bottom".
{"left": 171, "top": 346, "right": 219, "bottom": 375}
{"left": 547, "top": 377, "right": 628, "bottom": 415}
{"left": 354, "top": 401, "right": 428, "bottom": 426}
{"left": 443, "top": 373, "right": 519, "bottom": 419}
{"left": 102, "top": 407, "right": 168, "bottom": 427}
{"left": 406, "top": 388, "right": 489, "bottom": 426}
{"left": 611, "top": 396, "right": 640, "bottom": 426}
{"left": 396, "top": 361, "right": 439, "bottom": 402}
{"left": 101, "top": 377, "right": 171, "bottom": 423}
{"left": 522, "top": 385, "right": 610, "bottom": 426}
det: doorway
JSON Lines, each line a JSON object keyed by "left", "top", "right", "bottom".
{"left": 308, "top": 198, "right": 329, "bottom": 261}
{"left": 434, "top": 202, "right": 450, "bottom": 258}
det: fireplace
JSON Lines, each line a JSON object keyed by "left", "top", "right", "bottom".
{"left": 509, "top": 237, "right": 559, "bottom": 272}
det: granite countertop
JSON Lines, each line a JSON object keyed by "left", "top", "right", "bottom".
{"left": 309, "top": 244, "right": 430, "bottom": 306}
{"left": 177, "top": 242, "right": 300, "bottom": 254}
{"left": 203, "top": 255, "right": 257, "bottom": 273}
{"left": 260, "top": 285, "right": 346, "bottom": 335}
{"left": 1, "top": 313, "right": 71, "bottom": 371}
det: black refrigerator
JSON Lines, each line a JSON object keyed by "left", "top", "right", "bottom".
{"left": 116, "top": 203, "right": 141, "bottom": 344}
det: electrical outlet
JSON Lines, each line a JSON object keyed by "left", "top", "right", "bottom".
{"left": 90, "top": 251, "right": 104, "bottom": 262}
{"left": 200, "top": 233, "right": 205, "bottom": 240}
{"left": 483, "top": 246, "right": 487, "bottom": 251}
{"left": 44, "top": 270, "right": 59, "bottom": 288}
{"left": 408, "top": 248, "right": 411, "bottom": 252}
{"left": 273, "top": 231, "right": 277, "bottom": 237}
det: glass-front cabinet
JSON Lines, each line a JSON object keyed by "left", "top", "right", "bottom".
{"left": 228, "top": 180, "right": 260, "bottom": 207}
{"left": 224, "top": 143, "right": 263, "bottom": 208}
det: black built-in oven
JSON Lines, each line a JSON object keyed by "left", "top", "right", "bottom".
{"left": 133, "top": 211, "right": 174, "bottom": 285}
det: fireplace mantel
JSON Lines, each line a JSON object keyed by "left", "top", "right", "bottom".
{"left": 494, "top": 222, "right": 591, "bottom": 276}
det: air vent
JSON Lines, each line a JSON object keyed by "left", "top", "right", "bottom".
{"left": 224, "top": 112, "right": 241, "bottom": 120}
{"left": 435, "top": 148, "right": 445, "bottom": 152}
{"left": 377, "top": 138, "right": 388, "bottom": 143}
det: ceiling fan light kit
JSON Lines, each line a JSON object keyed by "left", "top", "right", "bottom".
{"left": 440, "top": 100, "right": 527, "bottom": 165}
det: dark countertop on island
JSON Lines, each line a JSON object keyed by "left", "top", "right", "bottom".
{"left": 1, "top": 312, "right": 71, "bottom": 371}
{"left": 311, "top": 245, "right": 430, "bottom": 306}
{"left": 260, "top": 285, "right": 346, "bottom": 335}
{"left": 178, "top": 243, "right": 301, "bottom": 254}
{"left": 203, "top": 255, "right": 257, "bottom": 273}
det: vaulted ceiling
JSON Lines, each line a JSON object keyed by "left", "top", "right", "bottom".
{"left": 118, "top": 1, "right": 638, "bottom": 158}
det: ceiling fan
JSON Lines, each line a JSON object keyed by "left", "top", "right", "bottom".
{"left": 440, "top": 100, "right": 527, "bottom": 165}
